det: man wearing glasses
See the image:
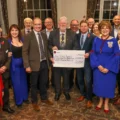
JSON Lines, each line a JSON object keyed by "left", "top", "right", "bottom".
{"left": 22, "top": 17, "right": 53, "bottom": 111}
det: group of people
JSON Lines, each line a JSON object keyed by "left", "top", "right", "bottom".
{"left": 0, "top": 14, "right": 120, "bottom": 114}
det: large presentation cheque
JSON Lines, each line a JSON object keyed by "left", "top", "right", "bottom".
{"left": 53, "top": 50, "right": 85, "bottom": 68}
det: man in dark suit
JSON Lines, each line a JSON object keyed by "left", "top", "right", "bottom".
{"left": 70, "top": 19, "right": 80, "bottom": 34}
{"left": 42, "top": 17, "right": 54, "bottom": 39}
{"left": 22, "top": 17, "right": 53, "bottom": 111}
{"left": 0, "top": 28, "right": 14, "bottom": 113}
{"left": 76, "top": 20, "right": 95, "bottom": 108}
{"left": 87, "top": 18, "right": 95, "bottom": 33}
{"left": 110, "top": 15, "right": 120, "bottom": 39}
{"left": 42, "top": 17, "right": 54, "bottom": 88}
{"left": 111, "top": 15, "right": 120, "bottom": 105}
{"left": 49, "top": 16, "right": 78, "bottom": 101}
{"left": 69, "top": 19, "right": 80, "bottom": 90}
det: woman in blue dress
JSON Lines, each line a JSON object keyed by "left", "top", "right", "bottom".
{"left": 90, "top": 21, "right": 119, "bottom": 113}
{"left": 8, "top": 24, "right": 29, "bottom": 107}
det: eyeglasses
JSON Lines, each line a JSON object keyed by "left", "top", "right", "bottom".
{"left": 71, "top": 24, "right": 79, "bottom": 27}
{"left": 33, "top": 24, "right": 42, "bottom": 26}
{"left": 45, "top": 22, "right": 52, "bottom": 24}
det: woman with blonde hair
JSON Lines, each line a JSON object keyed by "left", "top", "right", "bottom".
{"left": 91, "top": 22, "right": 101, "bottom": 37}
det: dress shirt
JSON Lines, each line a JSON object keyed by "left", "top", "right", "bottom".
{"left": 25, "top": 28, "right": 31, "bottom": 34}
{"left": 80, "top": 32, "right": 88, "bottom": 47}
{"left": 46, "top": 28, "right": 53, "bottom": 39}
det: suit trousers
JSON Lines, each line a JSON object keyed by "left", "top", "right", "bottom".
{"left": 2, "top": 76, "right": 10, "bottom": 108}
{"left": 30, "top": 60, "right": 48, "bottom": 103}
{"left": 76, "top": 62, "right": 92, "bottom": 101}
{"left": 117, "top": 71, "right": 120, "bottom": 94}
{"left": 53, "top": 67, "right": 70, "bottom": 93}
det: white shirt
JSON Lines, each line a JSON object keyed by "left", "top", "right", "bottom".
{"left": 114, "top": 27, "right": 118, "bottom": 38}
{"left": 46, "top": 28, "right": 53, "bottom": 39}
{"left": 25, "top": 28, "right": 31, "bottom": 34}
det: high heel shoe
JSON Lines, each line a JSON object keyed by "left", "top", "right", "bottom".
{"left": 104, "top": 109, "right": 109, "bottom": 113}
{"left": 95, "top": 106, "right": 101, "bottom": 110}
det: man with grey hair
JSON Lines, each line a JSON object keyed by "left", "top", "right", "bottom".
{"left": 21, "top": 17, "right": 33, "bottom": 94}
{"left": 21, "top": 17, "right": 33, "bottom": 37}
{"left": 49, "top": 16, "right": 78, "bottom": 101}
{"left": 87, "top": 18, "right": 95, "bottom": 32}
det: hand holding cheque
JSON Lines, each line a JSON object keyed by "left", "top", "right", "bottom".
{"left": 50, "top": 50, "right": 85, "bottom": 68}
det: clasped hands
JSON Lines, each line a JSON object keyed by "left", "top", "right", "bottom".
{"left": 0, "top": 66, "right": 7, "bottom": 74}
{"left": 98, "top": 65, "right": 109, "bottom": 73}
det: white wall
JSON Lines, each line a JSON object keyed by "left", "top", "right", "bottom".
{"left": 57, "top": 0, "right": 87, "bottom": 25}
{"left": 7, "top": 0, "right": 18, "bottom": 27}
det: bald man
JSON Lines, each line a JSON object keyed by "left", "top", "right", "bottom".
{"left": 22, "top": 17, "right": 53, "bottom": 111}
{"left": 42, "top": 18, "right": 54, "bottom": 88}
{"left": 111, "top": 15, "right": 120, "bottom": 38}
{"left": 69, "top": 19, "right": 80, "bottom": 90}
{"left": 70, "top": 19, "right": 80, "bottom": 34}
{"left": 42, "top": 17, "right": 54, "bottom": 39}
{"left": 87, "top": 18, "right": 95, "bottom": 32}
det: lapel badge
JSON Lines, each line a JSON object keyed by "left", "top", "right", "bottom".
{"left": 107, "top": 41, "right": 113, "bottom": 48}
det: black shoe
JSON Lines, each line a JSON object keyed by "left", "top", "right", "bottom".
{"left": 17, "top": 104, "right": 22, "bottom": 108}
{"left": 2, "top": 107, "right": 15, "bottom": 114}
{"left": 24, "top": 100, "right": 30, "bottom": 104}
{"left": 64, "top": 93, "right": 71, "bottom": 100}
{"left": 54, "top": 93, "right": 61, "bottom": 101}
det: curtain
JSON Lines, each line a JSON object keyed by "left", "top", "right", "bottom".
{"left": 50, "top": 0, "right": 57, "bottom": 28}
{"left": 87, "top": 0, "right": 97, "bottom": 18}
{"left": 1, "top": 0, "right": 9, "bottom": 33}
{"left": 17, "top": 0, "right": 24, "bottom": 29}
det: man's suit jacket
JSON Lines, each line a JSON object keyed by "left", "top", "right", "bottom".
{"left": 110, "top": 26, "right": 119, "bottom": 40}
{"left": 41, "top": 28, "right": 55, "bottom": 39}
{"left": 21, "top": 29, "right": 26, "bottom": 38}
{"left": 41, "top": 29, "right": 46, "bottom": 34}
{"left": 0, "top": 38, "right": 11, "bottom": 79}
{"left": 76, "top": 32, "right": 95, "bottom": 64}
{"left": 0, "top": 38, "right": 11, "bottom": 69}
{"left": 48, "top": 29, "right": 78, "bottom": 53}
{"left": 22, "top": 31, "right": 51, "bottom": 71}
{"left": 21, "top": 28, "right": 32, "bottom": 38}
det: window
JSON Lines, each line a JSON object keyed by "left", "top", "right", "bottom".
{"left": 94, "top": 0, "right": 100, "bottom": 22}
{"left": 94, "top": 0, "right": 120, "bottom": 23}
{"left": 23, "top": 0, "right": 52, "bottom": 20}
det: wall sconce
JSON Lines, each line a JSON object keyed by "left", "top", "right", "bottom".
{"left": 24, "top": 0, "right": 27, "bottom": 2}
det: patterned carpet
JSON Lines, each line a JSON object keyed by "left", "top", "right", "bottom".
{"left": 1, "top": 85, "right": 120, "bottom": 120}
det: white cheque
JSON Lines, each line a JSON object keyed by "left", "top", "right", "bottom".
{"left": 53, "top": 50, "right": 85, "bottom": 68}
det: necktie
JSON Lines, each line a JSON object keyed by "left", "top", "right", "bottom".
{"left": 61, "top": 34, "right": 65, "bottom": 47}
{"left": 37, "top": 33, "right": 45, "bottom": 60}
{"left": 80, "top": 35, "right": 84, "bottom": 48}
